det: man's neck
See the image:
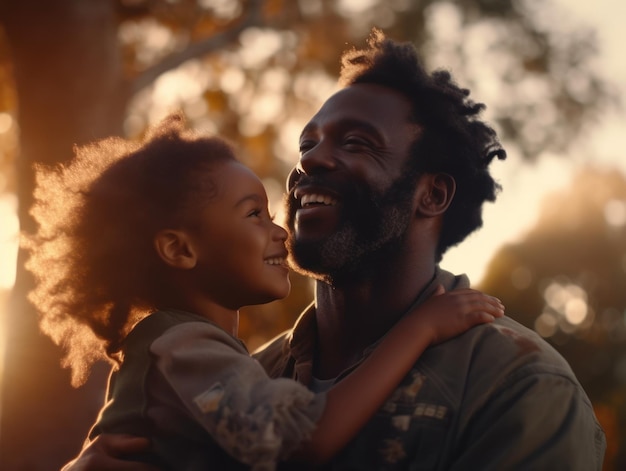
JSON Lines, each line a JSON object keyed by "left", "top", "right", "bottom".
{"left": 312, "top": 259, "right": 437, "bottom": 379}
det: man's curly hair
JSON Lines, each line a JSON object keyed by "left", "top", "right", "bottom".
{"left": 340, "top": 29, "right": 507, "bottom": 261}
{"left": 25, "top": 114, "right": 236, "bottom": 386}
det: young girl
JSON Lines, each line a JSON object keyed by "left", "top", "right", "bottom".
{"left": 26, "top": 114, "right": 504, "bottom": 470}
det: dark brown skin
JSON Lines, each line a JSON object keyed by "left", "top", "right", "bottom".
{"left": 64, "top": 84, "right": 488, "bottom": 470}
{"left": 292, "top": 84, "right": 455, "bottom": 379}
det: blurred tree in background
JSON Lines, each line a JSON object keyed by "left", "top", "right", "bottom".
{"left": 0, "top": 0, "right": 619, "bottom": 469}
{"left": 480, "top": 168, "right": 626, "bottom": 469}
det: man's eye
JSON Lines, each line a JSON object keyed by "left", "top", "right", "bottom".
{"left": 299, "top": 141, "right": 316, "bottom": 153}
{"left": 344, "top": 137, "right": 368, "bottom": 147}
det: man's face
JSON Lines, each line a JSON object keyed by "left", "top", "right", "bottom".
{"left": 285, "top": 83, "right": 422, "bottom": 284}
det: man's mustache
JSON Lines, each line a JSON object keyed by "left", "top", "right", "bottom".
{"left": 288, "top": 173, "right": 365, "bottom": 206}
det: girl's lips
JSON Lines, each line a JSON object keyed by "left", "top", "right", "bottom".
{"left": 264, "top": 248, "right": 289, "bottom": 266}
{"left": 264, "top": 257, "right": 286, "bottom": 266}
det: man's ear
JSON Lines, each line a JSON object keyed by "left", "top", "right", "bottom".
{"left": 415, "top": 173, "right": 456, "bottom": 217}
{"left": 154, "top": 230, "right": 197, "bottom": 269}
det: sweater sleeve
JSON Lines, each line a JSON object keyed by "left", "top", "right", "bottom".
{"left": 149, "top": 321, "right": 326, "bottom": 471}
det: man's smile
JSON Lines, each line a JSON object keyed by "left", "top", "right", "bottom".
{"left": 294, "top": 187, "right": 340, "bottom": 209}
{"left": 300, "top": 193, "right": 338, "bottom": 207}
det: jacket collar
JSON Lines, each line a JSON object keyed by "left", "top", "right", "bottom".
{"left": 283, "top": 267, "right": 470, "bottom": 385}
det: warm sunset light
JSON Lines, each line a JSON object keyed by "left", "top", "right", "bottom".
{"left": 1, "top": 1, "right": 625, "bottom": 469}
{"left": 443, "top": 0, "right": 626, "bottom": 284}
{"left": 0, "top": 193, "right": 18, "bottom": 395}
{"left": 0, "top": 193, "right": 18, "bottom": 290}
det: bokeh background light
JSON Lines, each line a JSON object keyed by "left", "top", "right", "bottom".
{"left": 0, "top": 0, "right": 625, "bottom": 469}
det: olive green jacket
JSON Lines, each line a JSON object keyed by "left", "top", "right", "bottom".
{"left": 255, "top": 269, "right": 606, "bottom": 470}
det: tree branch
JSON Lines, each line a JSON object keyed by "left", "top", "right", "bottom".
{"left": 129, "top": 0, "right": 265, "bottom": 96}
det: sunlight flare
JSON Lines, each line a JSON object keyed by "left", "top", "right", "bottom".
{"left": 0, "top": 193, "right": 18, "bottom": 290}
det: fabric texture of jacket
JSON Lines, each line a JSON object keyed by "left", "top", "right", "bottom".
{"left": 89, "top": 309, "right": 326, "bottom": 471}
{"left": 254, "top": 268, "right": 607, "bottom": 471}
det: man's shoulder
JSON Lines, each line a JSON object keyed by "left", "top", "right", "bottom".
{"left": 251, "top": 302, "right": 317, "bottom": 378}
{"left": 418, "top": 315, "right": 578, "bottom": 396}
{"left": 428, "top": 315, "right": 581, "bottom": 392}
{"left": 415, "top": 315, "right": 592, "bottom": 441}
{"left": 410, "top": 316, "right": 605, "bottom": 471}
{"left": 457, "top": 316, "right": 574, "bottom": 371}
{"left": 252, "top": 330, "right": 293, "bottom": 377}
{"left": 480, "top": 316, "right": 570, "bottom": 364}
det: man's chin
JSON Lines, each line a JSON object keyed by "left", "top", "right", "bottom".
{"left": 287, "top": 233, "right": 363, "bottom": 285}
{"left": 287, "top": 240, "right": 335, "bottom": 281}
{"left": 288, "top": 244, "right": 325, "bottom": 276}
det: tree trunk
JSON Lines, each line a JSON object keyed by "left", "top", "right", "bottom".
{"left": 0, "top": 1, "right": 129, "bottom": 469}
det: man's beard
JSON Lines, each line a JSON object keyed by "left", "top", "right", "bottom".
{"left": 285, "top": 172, "right": 417, "bottom": 286}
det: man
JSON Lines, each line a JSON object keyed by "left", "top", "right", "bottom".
{"left": 64, "top": 30, "right": 606, "bottom": 470}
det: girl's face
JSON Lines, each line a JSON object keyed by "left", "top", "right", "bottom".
{"left": 187, "top": 160, "right": 290, "bottom": 309}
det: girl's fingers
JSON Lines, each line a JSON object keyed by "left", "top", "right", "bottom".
{"left": 432, "top": 284, "right": 445, "bottom": 296}
{"left": 463, "top": 311, "right": 497, "bottom": 327}
{"left": 461, "top": 295, "right": 504, "bottom": 315}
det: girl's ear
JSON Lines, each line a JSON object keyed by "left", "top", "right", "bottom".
{"left": 154, "top": 230, "right": 197, "bottom": 269}
{"left": 414, "top": 173, "right": 456, "bottom": 217}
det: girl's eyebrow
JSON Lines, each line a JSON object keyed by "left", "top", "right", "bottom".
{"left": 234, "top": 193, "right": 265, "bottom": 208}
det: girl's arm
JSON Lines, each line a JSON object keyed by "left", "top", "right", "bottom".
{"left": 61, "top": 435, "right": 159, "bottom": 471}
{"left": 291, "top": 287, "right": 504, "bottom": 464}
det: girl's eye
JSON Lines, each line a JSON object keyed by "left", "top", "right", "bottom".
{"left": 248, "top": 208, "right": 274, "bottom": 220}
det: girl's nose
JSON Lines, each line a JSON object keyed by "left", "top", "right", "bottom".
{"left": 272, "top": 222, "right": 288, "bottom": 241}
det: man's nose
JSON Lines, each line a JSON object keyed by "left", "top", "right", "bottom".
{"left": 298, "top": 141, "right": 337, "bottom": 175}
{"left": 286, "top": 142, "right": 336, "bottom": 192}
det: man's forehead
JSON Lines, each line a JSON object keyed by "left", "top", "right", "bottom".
{"left": 301, "top": 84, "right": 419, "bottom": 140}
{"left": 305, "top": 83, "right": 414, "bottom": 129}
{"left": 327, "top": 83, "right": 410, "bottom": 110}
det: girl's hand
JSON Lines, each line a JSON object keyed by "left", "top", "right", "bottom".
{"left": 411, "top": 285, "right": 505, "bottom": 345}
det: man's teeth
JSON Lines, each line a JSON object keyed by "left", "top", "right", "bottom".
{"left": 300, "top": 193, "right": 337, "bottom": 207}
{"left": 265, "top": 258, "right": 285, "bottom": 265}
